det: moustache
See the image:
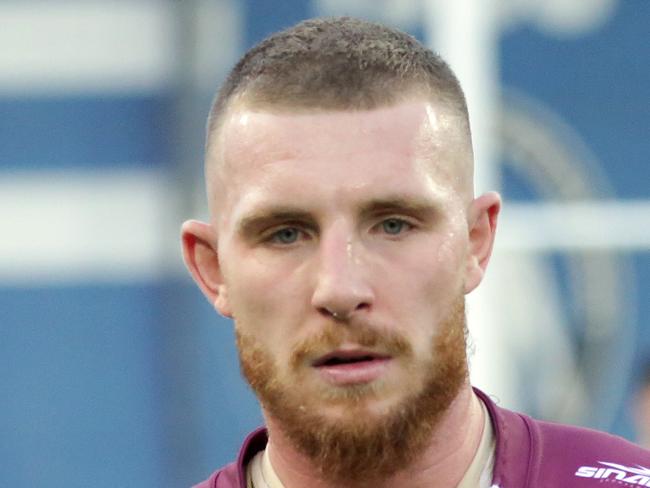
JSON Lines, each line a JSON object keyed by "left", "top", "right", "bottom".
{"left": 290, "top": 320, "right": 412, "bottom": 370}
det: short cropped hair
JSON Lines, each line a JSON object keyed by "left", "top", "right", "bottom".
{"left": 206, "top": 17, "right": 470, "bottom": 150}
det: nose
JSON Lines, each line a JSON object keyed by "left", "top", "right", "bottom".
{"left": 311, "top": 229, "right": 374, "bottom": 321}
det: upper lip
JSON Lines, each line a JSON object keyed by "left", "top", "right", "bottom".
{"left": 312, "top": 349, "right": 391, "bottom": 367}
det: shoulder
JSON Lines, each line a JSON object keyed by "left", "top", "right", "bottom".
{"left": 527, "top": 416, "right": 650, "bottom": 485}
{"left": 531, "top": 415, "right": 649, "bottom": 457}
{"left": 192, "top": 463, "right": 238, "bottom": 488}
{"left": 475, "top": 388, "right": 650, "bottom": 487}
{"left": 503, "top": 407, "right": 650, "bottom": 486}
{"left": 192, "top": 427, "right": 268, "bottom": 488}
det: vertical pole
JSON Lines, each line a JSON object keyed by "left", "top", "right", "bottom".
{"left": 421, "top": 0, "right": 520, "bottom": 408}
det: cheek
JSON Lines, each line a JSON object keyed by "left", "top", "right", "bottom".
{"left": 433, "top": 226, "right": 469, "bottom": 294}
{"left": 223, "top": 250, "right": 308, "bottom": 344}
{"left": 403, "top": 234, "right": 466, "bottom": 297}
{"left": 381, "top": 236, "right": 466, "bottom": 345}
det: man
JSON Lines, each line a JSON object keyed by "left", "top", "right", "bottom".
{"left": 182, "top": 17, "right": 650, "bottom": 488}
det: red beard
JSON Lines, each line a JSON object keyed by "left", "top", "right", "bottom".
{"left": 236, "top": 297, "right": 468, "bottom": 483}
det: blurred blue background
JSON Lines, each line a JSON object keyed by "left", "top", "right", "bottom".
{"left": 1, "top": 1, "right": 648, "bottom": 486}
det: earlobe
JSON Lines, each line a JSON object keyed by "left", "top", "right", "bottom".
{"left": 181, "top": 220, "right": 233, "bottom": 317}
{"left": 464, "top": 192, "right": 501, "bottom": 294}
{"left": 213, "top": 290, "right": 233, "bottom": 318}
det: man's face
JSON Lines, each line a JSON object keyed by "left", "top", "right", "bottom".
{"left": 201, "top": 99, "right": 481, "bottom": 478}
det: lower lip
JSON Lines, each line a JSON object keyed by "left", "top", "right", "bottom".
{"left": 315, "top": 358, "right": 391, "bottom": 385}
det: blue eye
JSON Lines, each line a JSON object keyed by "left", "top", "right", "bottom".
{"left": 271, "top": 227, "right": 300, "bottom": 244}
{"left": 381, "top": 218, "right": 407, "bottom": 235}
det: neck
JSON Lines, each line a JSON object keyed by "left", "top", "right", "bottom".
{"left": 264, "top": 383, "right": 485, "bottom": 488}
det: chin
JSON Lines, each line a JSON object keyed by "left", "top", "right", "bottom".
{"left": 322, "top": 389, "right": 406, "bottom": 420}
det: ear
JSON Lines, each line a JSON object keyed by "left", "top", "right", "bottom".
{"left": 181, "top": 220, "right": 233, "bottom": 317}
{"left": 464, "top": 192, "right": 501, "bottom": 294}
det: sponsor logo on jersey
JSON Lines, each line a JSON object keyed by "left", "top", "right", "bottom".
{"left": 575, "top": 462, "right": 650, "bottom": 486}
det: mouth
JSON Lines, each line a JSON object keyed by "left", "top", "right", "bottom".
{"left": 312, "top": 349, "right": 392, "bottom": 385}
{"left": 313, "top": 350, "right": 389, "bottom": 367}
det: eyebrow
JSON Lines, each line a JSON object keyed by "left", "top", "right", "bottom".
{"left": 357, "top": 196, "right": 440, "bottom": 219}
{"left": 236, "top": 207, "right": 315, "bottom": 238}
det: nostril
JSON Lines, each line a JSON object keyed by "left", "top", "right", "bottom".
{"left": 320, "top": 307, "right": 347, "bottom": 321}
{"left": 317, "top": 302, "right": 370, "bottom": 320}
{"left": 318, "top": 307, "right": 332, "bottom": 317}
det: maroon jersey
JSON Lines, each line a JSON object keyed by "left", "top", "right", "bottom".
{"left": 194, "top": 388, "right": 650, "bottom": 487}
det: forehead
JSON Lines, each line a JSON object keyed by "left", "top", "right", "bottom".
{"left": 223, "top": 101, "right": 431, "bottom": 157}
{"left": 208, "top": 100, "right": 470, "bottom": 223}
